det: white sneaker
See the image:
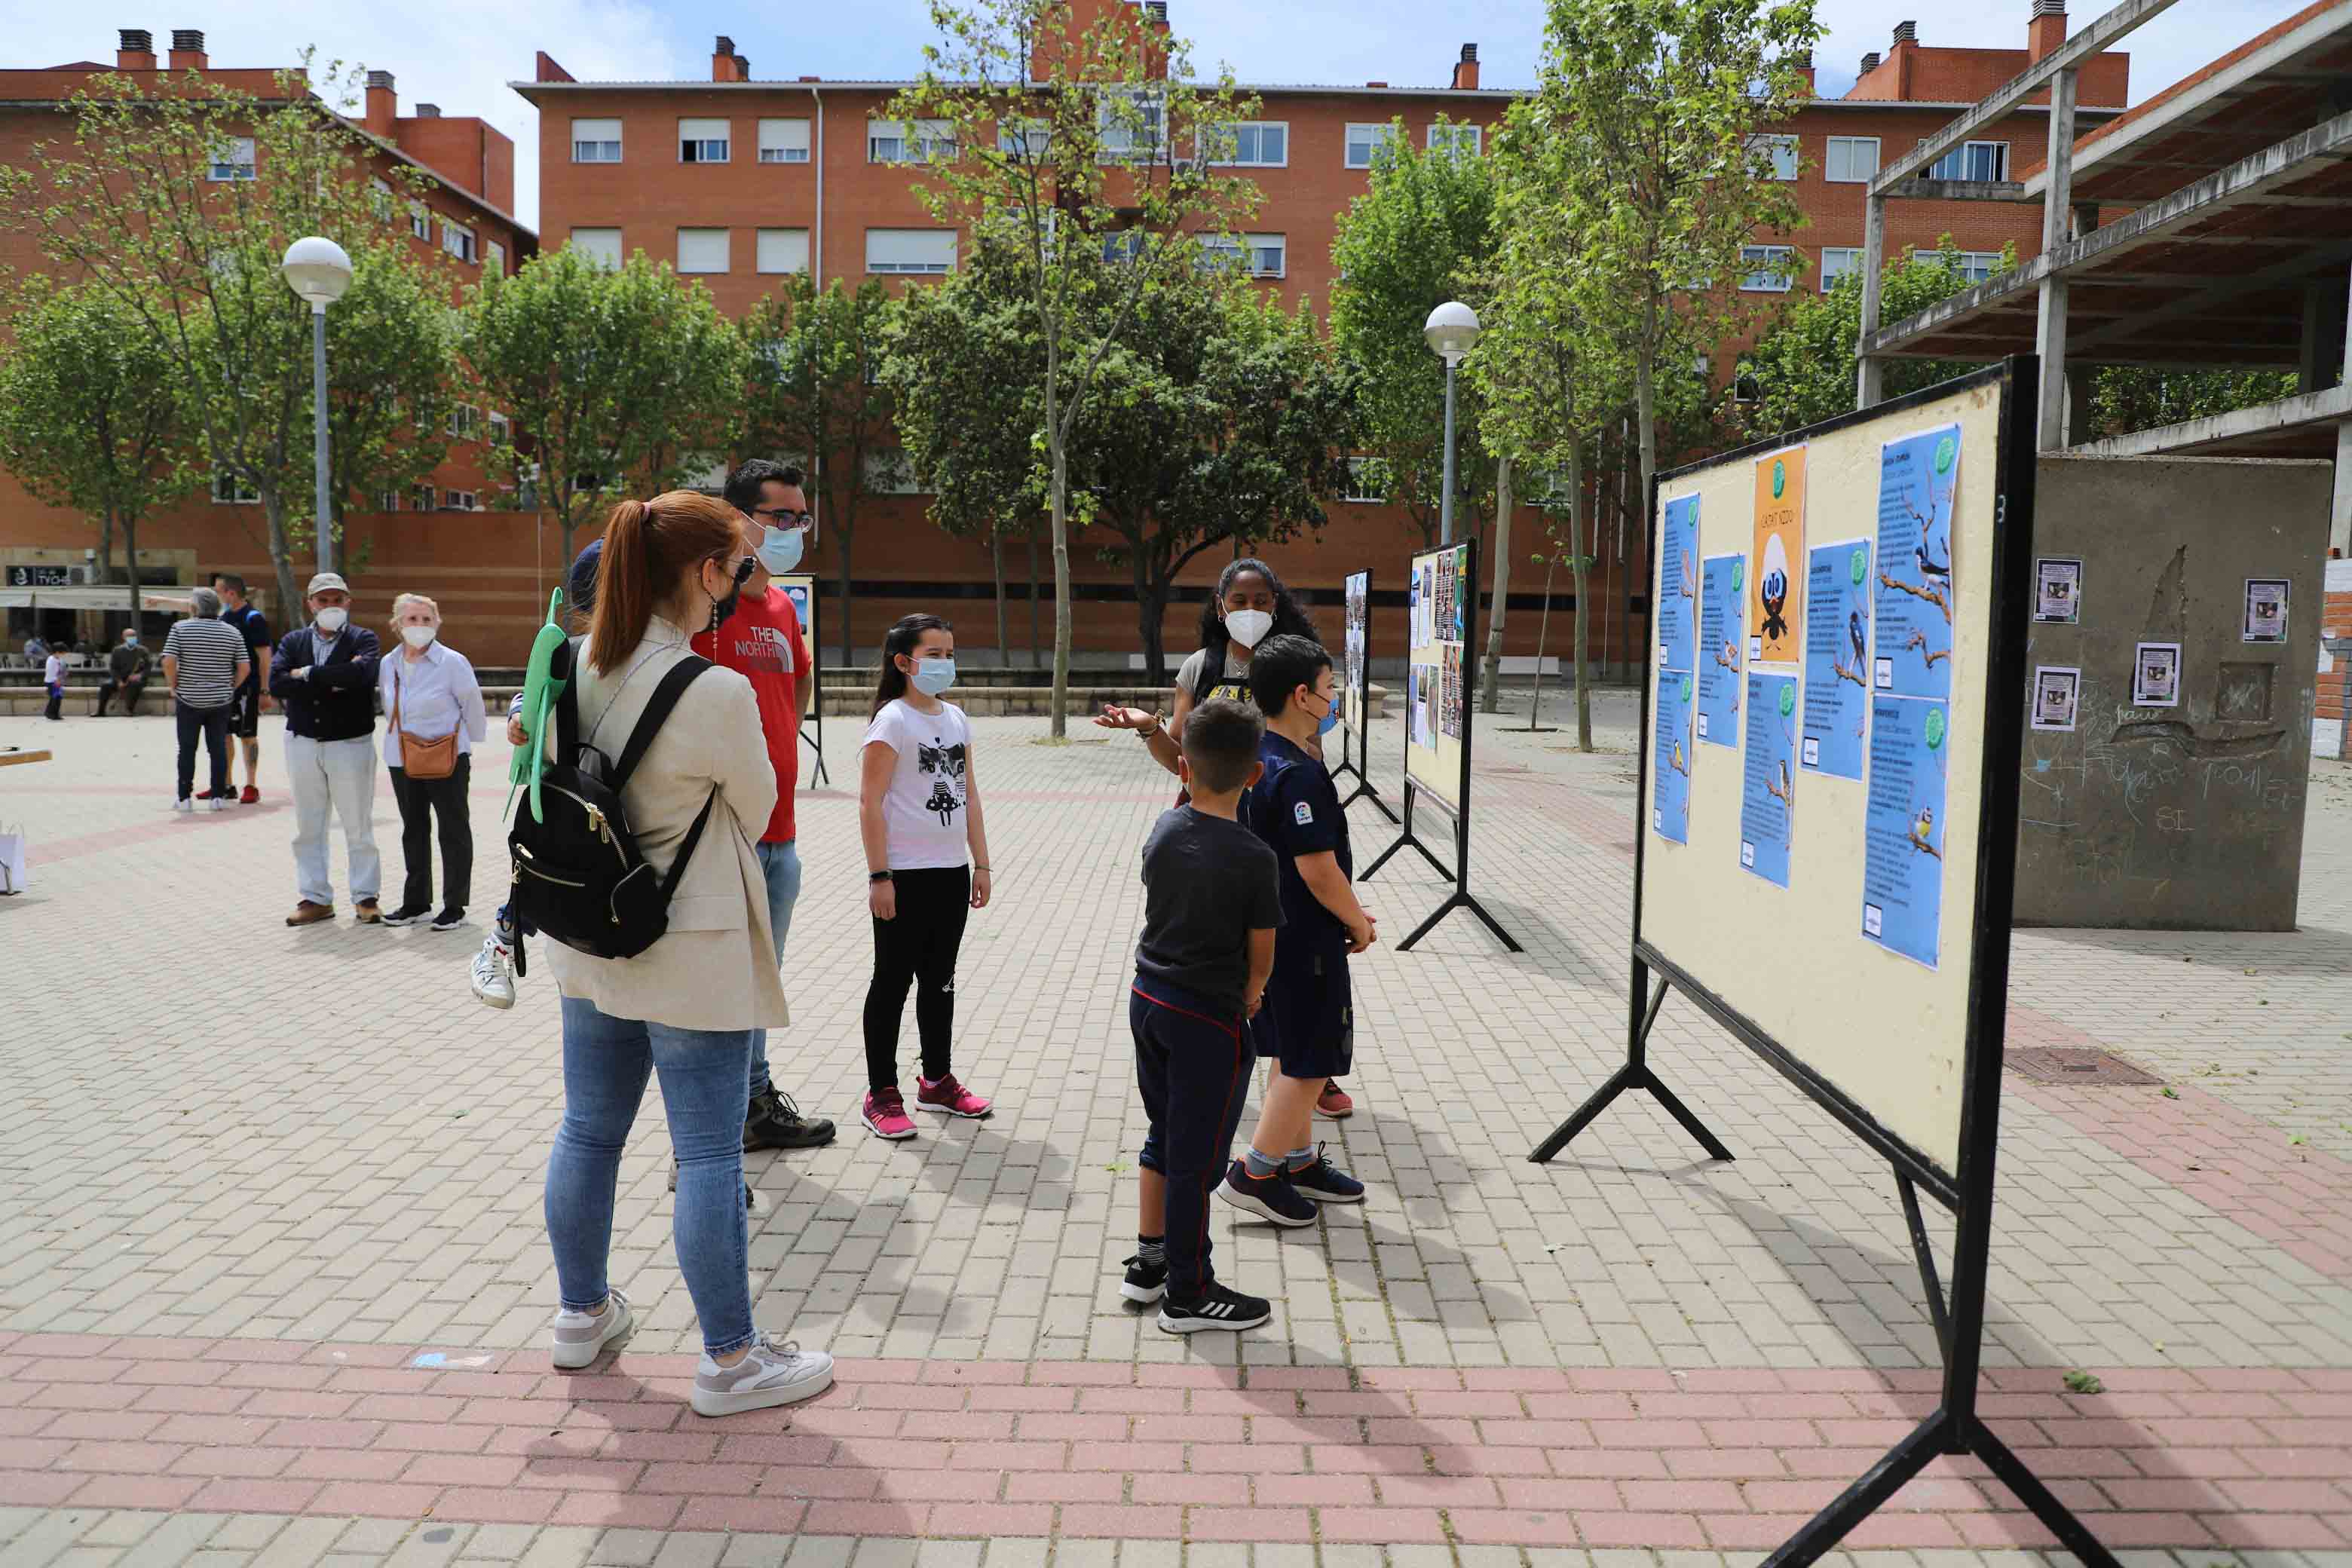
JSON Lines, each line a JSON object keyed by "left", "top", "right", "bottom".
{"left": 691, "top": 1333, "right": 834, "bottom": 1417}
{"left": 550, "top": 1286, "right": 632, "bottom": 1369}
{"left": 470, "top": 937, "right": 516, "bottom": 1009}
{"left": 207, "top": 797, "right": 231, "bottom": 812}
{"left": 172, "top": 798, "right": 193, "bottom": 813}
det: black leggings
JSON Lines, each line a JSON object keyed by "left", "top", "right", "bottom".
{"left": 864, "top": 865, "right": 970, "bottom": 1091}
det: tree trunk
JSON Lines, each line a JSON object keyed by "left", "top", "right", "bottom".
{"left": 1634, "top": 300, "right": 1661, "bottom": 498}
{"left": 1570, "top": 435, "right": 1592, "bottom": 753}
{"left": 991, "top": 524, "right": 1009, "bottom": 669}
{"left": 1027, "top": 528, "right": 1041, "bottom": 669}
{"left": 121, "top": 515, "right": 141, "bottom": 626}
{"left": 1481, "top": 456, "right": 1513, "bottom": 713}
{"left": 1132, "top": 545, "right": 1165, "bottom": 688}
{"left": 1049, "top": 440, "right": 1072, "bottom": 739}
{"left": 262, "top": 491, "right": 302, "bottom": 632}
{"left": 1527, "top": 549, "right": 1557, "bottom": 730}
{"left": 838, "top": 524, "right": 855, "bottom": 669}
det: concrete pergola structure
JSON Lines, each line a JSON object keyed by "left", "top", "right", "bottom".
{"left": 1852, "top": 0, "right": 2352, "bottom": 547}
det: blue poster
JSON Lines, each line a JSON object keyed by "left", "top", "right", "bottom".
{"left": 1652, "top": 669, "right": 1694, "bottom": 845}
{"left": 1800, "top": 540, "right": 1873, "bottom": 779}
{"left": 1862, "top": 696, "right": 1949, "bottom": 969}
{"left": 1738, "top": 673, "right": 1797, "bottom": 887}
{"left": 1657, "top": 495, "right": 1699, "bottom": 675}
{"left": 1696, "top": 554, "right": 1743, "bottom": 748}
{"left": 1872, "top": 424, "right": 1959, "bottom": 703}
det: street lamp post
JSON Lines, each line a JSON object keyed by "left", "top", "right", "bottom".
{"left": 1423, "top": 301, "right": 1481, "bottom": 546}
{"left": 280, "top": 237, "right": 354, "bottom": 575}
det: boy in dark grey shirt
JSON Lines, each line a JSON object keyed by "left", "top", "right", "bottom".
{"left": 1123, "top": 698, "right": 1283, "bottom": 1332}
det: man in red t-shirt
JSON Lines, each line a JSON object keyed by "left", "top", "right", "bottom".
{"left": 694, "top": 458, "right": 834, "bottom": 1150}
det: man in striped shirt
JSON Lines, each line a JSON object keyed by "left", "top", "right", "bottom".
{"left": 161, "top": 588, "right": 253, "bottom": 810}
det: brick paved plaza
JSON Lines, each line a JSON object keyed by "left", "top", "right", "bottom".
{"left": 2, "top": 694, "right": 2349, "bottom": 1567}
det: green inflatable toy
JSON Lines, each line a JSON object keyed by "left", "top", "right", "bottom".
{"left": 508, "top": 588, "right": 572, "bottom": 823}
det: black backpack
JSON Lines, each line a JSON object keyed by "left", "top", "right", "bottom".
{"left": 508, "top": 645, "right": 716, "bottom": 962}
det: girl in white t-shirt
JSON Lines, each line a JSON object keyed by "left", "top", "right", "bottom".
{"left": 857, "top": 613, "right": 994, "bottom": 1140}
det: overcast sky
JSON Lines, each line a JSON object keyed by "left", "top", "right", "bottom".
{"left": 16, "top": 1, "right": 2311, "bottom": 231}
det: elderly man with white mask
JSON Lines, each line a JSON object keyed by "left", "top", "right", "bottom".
{"left": 268, "top": 571, "right": 384, "bottom": 926}
{"left": 378, "top": 593, "right": 486, "bottom": 933}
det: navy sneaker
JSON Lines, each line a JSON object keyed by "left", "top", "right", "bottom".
{"left": 1215, "top": 1159, "right": 1318, "bottom": 1227}
{"left": 1287, "top": 1143, "right": 1364, "bottom": 1204}
{"left": 1120, "top": 1254, "right": 1168, "bottom": 1305}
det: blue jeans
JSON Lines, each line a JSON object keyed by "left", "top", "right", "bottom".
{"left": 749, "top": 840, "right": 801, "bottom": 1097}
{"left": 545, "top": 995, "right": 755, "bottom": 1357}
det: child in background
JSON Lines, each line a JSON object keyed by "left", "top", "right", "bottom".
{"left": 1220, "top": 634, "right": 1372, "bottom": 1226}
{"left": 42, "top": 645, "right": 67, "bottom": 721}
{"left": 858, "top": 614, "right": 994, "bottom": 1139}
{"left": 1122, "top": 698, "right": 1282, "bottom": 1333}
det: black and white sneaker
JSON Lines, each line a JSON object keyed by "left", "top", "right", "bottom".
{"left": 1120, "top": 1254, "right": 1168, "bottom": 1305}
{"left": 430, "top": 907, "right": 467, "bottom": 932}
{"left": 380, "top": 904, "right": 431, "bottom": 927}
{"left": 1288, "top": 1144, "right": 1365, "bottom": 1204}
{"left": 1158, "top": 1283, "right": 1272, "bottom": 1334}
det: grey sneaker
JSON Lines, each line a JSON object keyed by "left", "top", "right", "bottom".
{"left": 550, "top": 1286, "right": 632, "bottom": 1370}
{"left": 691, "top": 1333, "right": 834, "bottom": 1418}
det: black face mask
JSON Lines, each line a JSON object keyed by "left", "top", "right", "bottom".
{"left": 710, "top": 556, "right": 755, "bottom": 631}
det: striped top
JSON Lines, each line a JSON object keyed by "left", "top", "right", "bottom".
{"left": 162, "top": 617, "right": 250, "bottom": 709}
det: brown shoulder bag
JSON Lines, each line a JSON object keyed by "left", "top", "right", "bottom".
{"left": 393, "top": 665, "right": 460, "bottom": 780}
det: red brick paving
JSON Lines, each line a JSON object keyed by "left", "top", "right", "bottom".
{"left": 0, "top": 1331, "right": 2347, "bottom": 1547}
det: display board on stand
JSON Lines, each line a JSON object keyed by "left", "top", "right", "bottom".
{"left": 1531, "top": 360, "right": 2117, "bottom": 1568}
{"left": 1329, "top": 570, "right": 1398, "bottom": 823}
{"left": 776, "top": 573, "right": 828, "bottom": 788}
{"left": 1360, "top": 540, "right": 1519, "bottom": 953}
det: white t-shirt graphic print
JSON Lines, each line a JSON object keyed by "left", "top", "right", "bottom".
{"left": 862, "top": 697, "right": 972, "bottom": 870}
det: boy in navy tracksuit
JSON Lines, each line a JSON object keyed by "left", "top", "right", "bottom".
{"left": 1123, "top": 698, "right": 1284, "bottom": 1332}
{"left": 1219, "top": 635, "right": 1373, "bottom": 1227}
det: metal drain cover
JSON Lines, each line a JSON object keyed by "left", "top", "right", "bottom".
{"left": 2005, "top": 1047, "right": 2164, "bottom": 1086}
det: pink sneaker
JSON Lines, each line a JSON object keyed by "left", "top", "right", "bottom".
{"left": 862, "top": 1089, "right": 916, "bottom": 1141}
{"left": 917, "top": 1073, "right": 993, "bottom": 1119}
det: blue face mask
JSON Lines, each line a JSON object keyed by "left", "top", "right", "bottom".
{"left": 1310, "top": 691, "right": 1340, "bottom": 737}
{"left": 910, "top": 658, "right": 956, "bottom": 697}
{"left": 757, "top": 525, "right": 804, "bottom": 576}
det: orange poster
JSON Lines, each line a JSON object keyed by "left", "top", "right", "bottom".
{"left": 1751, "top": 446, "right": 1807, "bottom": 665}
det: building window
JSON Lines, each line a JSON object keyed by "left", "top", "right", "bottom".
{"left": 1209, "top": 121, "right": 1287, "bottom": 167}
{"left": 1820, "top": 247, "right": 1862, "bottom": 292}
{"left": 408, "top": 201, "right": 431, "bottom": 242}
{"left": 678, "top": 118, "right": 730, "bottom": 164}
{"left": 1097, "top": 87, "right": 1164, "bottom": 161}
{"left": 207, "top": 136, "right": 256, "bottom": 181}
{"left": 1427, "top": 122, "right": 1482, "bottom": 158}
{"left": 1824, "top": 136, "right": 1879, "bottom": 183}
{"left": 441, "top": 221, "right": 477, "bottom": 264}
{"left": 412, "top": 482, "right": 437, "bottom": 512}
{"left": 369, "top": 177, "right": 394, "bottom": 222}
{"left": 866, "top": 228, "right": 955, "bottom": 274}
{"left": 1750, "top": 133, "right": 1799, "bottom": 180}
{"left": 677, "top": 228, "right": 731, "bottom": 274}
{"left": 1244, "top": 234, "right": 1285, "bottom": 277}
{"left": 378, "top": 488, "right": 403, "bottom": 513}
{"left": 869, "top": 119, "right": 951, "bottom": 164}
{"left": 997, "top": 119, "right": 1052, "bottom": 158}
{"left": 1739, "top": 245, "right": 1796, "bottom": 292}
{"left": 446, "top": 404, "right": 482, "bottom": 440}
{"left": 1926, "top": 140, "right": 2008, "bottom": 182}
{"left": 863, "top": 449, "right": 923, "bottom": 495}
{"left": 210, "top": 472, "right": 259, "bottom": 504}
{"left": 1342, "top": 458, "right": 1386, "bottom": 504}
{"left": 443, "top": 488, "right": 480, "bottom": 512}
{"left": 569, "top": 228, "right": 623, "bottom": 268}
{"left": 757, "top": 228, "right": 811, "bottom": 274}
{"left": 1958, "top": 250, "right": 2007, "bottom": 284}
{"left": 484, "top": 239, "right": 506, "bottom": 277}
{"left": 758, "top": 118, "right": 811, "bottom": 163}
{"left": 1101, "top": 231, "right": 1147, "bottom": 265}
{"left": 1344, "top": 122, "right": 1399, "bottom": 170}
{"left": 572, "top": 118, "right": 622, "bottom": 163}
{"left": 488, "top": 411, "right": 511, "bottom": 446}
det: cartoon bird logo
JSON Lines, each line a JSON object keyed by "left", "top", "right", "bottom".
{"left": 1759, "top": 534, "right": 1791, "bottom": 642}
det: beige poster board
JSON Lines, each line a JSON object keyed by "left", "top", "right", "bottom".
{"left": 1639, "top": 379, "right": 2007, "bottom": 1179}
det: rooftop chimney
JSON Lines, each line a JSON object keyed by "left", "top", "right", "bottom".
{"left": 1789, "top": 47, "right": 1815, "bottom": 96}
{"left": 414, "top": 103, "right": 441, "bottom": 118}
{"left": 364, "top": 69, "right": 397, "bottom": 136}
{"left": 1452, "top": 42, "right": 1481, "bottom": 91}
{"left": 2026, "top": 0, "right": 2067, "bottom": 63}
{"left": 167, "top": 28, "right": 206, "bottom": 71}
{"left": 712, "top": 34, "right": 749, "bottom": 82}
{"left": 1860, "top": 50, "right": 1882, "bottom": 75}
{"left": 116, "top": 28, "right": 155, "bottom": 69}
{"left": 1891, "top": 20, "right": 1917, "bottom": 45}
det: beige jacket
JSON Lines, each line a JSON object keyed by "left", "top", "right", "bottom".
{"left": 544, "top": 617, "right": 789, "bottom": 1033}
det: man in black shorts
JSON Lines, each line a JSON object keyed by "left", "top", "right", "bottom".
{"left": 213, "top": 574, "right": 273, "bottom": 804}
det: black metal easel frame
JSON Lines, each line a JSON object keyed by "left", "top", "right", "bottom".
{"left": 1361, "top": 540, "right": 1521, "bottom": 954}
{"left": 1331, "top": 569, "right": 1401, "bottom": 824}
{"left": 1530, "top": 359, "right": 2115, "bottom": 1568}
{"left": 782, "top": 573, "right": 828, "bottom": 789}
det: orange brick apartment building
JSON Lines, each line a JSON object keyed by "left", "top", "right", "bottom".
{"left": 2, "top": 8, "right": 2124, "bottom": 672}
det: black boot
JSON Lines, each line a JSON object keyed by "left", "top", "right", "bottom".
{"left": 744, "top": 1086, "right": 836, "bottom": 1150}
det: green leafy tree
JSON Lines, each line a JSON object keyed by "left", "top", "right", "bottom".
{"left": 2086, "top": 367, "right": 2298, "bottom": 440}
{"left": 0, "top": 60, "right": 466, "bottom": 617}
{"left": 891, "top": 0, "right": 1263, "bottom": 734}
{"left": 459, "top": 246, "right": 748, "bottom": 568}
{"left": 740, "top": 275, "right": 904, "bottom": 665}
{"left": 307, "top": 243, "right": 461, "bottom": 540}
{"left": 0, "top": 280, "right": 198, "bottom": 621}
{"left": 1329, "top": 122, "right": 1499, "bottom": 547}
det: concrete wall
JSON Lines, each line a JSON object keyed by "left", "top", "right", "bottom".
{"left": 2015, "top": 456, "right": 2332, "bottom": 931}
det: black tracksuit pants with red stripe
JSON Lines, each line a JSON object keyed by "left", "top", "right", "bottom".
{"left": 1130, "top": 978, "right": 1255, "bottom": 1304}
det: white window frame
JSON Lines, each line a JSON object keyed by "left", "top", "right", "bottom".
{"left": 1926, "top": 139, "right": 2008, "bottom": 182}
{"left": 446, "top": 404, "right": 482, "bottom": 440}
{"left": 1208, "top": 120, "right": 1288, "bottom": 168}
{"left": 378, "top": 488, "right": 403, "bottom": 513}
{"left": 207, "top": 136, "right": 256, "bottom": 182}
{"left": 412, "top": 482, "right": 437, "bottom": 513}
{"left": 571, "top": 118, "right": 623, "bottom": 164}
{"left": 569, "top": 228, "right": 623, "bottom": 268}
{"left": 488, "top": 411, "right": 511, "bottom": 446}
{"left": 757, "top": 118, "right": 811, "bottom": 164}
{"left": 210, "top": 472, "right": 259, "bottom": 504}
{"left": 678, "top": 118, "right": 730, "bottom": 164}
{"left": 408, "top": 202, "right": 431, "bottom": 243}
{"left": 868, "top": 118, "right": 951, "bottom": 164}
{"left": 1824, "top": 135, "right": 1879, "bottom": 183}
{"left": 1245, "top": 234, "right": 1286, "bottom": 278}
{"left": 369, "top": 177, "right": 394, "bottom": 222}
{"left": 997, "top": 119, "right": 1052, "bottom": 159}
{"left": 756, "top": 228, "right": 811, "bottom": 275}
{"left": 865, "top": 228, "right": 955, "bottom": 275}
{"left": 676, "top": 228, "right": 731, "bottom": 274}
{"left": 1096, "top": 87, "right": 1165, "bottom": 161}
{"left": 1819, "top": 246, "right": 1863, "bottom": 292}
{"left": 1341, "top": 458, "right": 1386, "bottom": 504}
{"left": 1344, "top": 122, "right": 1398, "bottom": 170}
{"left": 442, "top": 488, "right": 480, "bottom": 513}
{"left": 484, "top": 239, "right": 506, "bottom": 277}
{"left": 1958, "top": 250, "right": 2007, "bottom": 285}
{"left": 1750, "top": 133, "right": 1799, "bottom": 180}
{"left": 1426, "top": 122, "right": 1482, "bottom": 158}
{"left": 1101, "top": 231, "right": 1147, "bottom": 265}
{"left": 1739, "top": 244, "right": 1796, "bottom": 292}
{"left": 441, "top": 220, "right": 477, "bottom": 264}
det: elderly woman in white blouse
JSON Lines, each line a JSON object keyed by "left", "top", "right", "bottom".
{"left": 378, "top": 593, "right": 488, "bottom": 932}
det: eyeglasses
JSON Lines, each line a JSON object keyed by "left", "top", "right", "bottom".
{"left": 753, "top": 507, "right": 818, "bottom": 534}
